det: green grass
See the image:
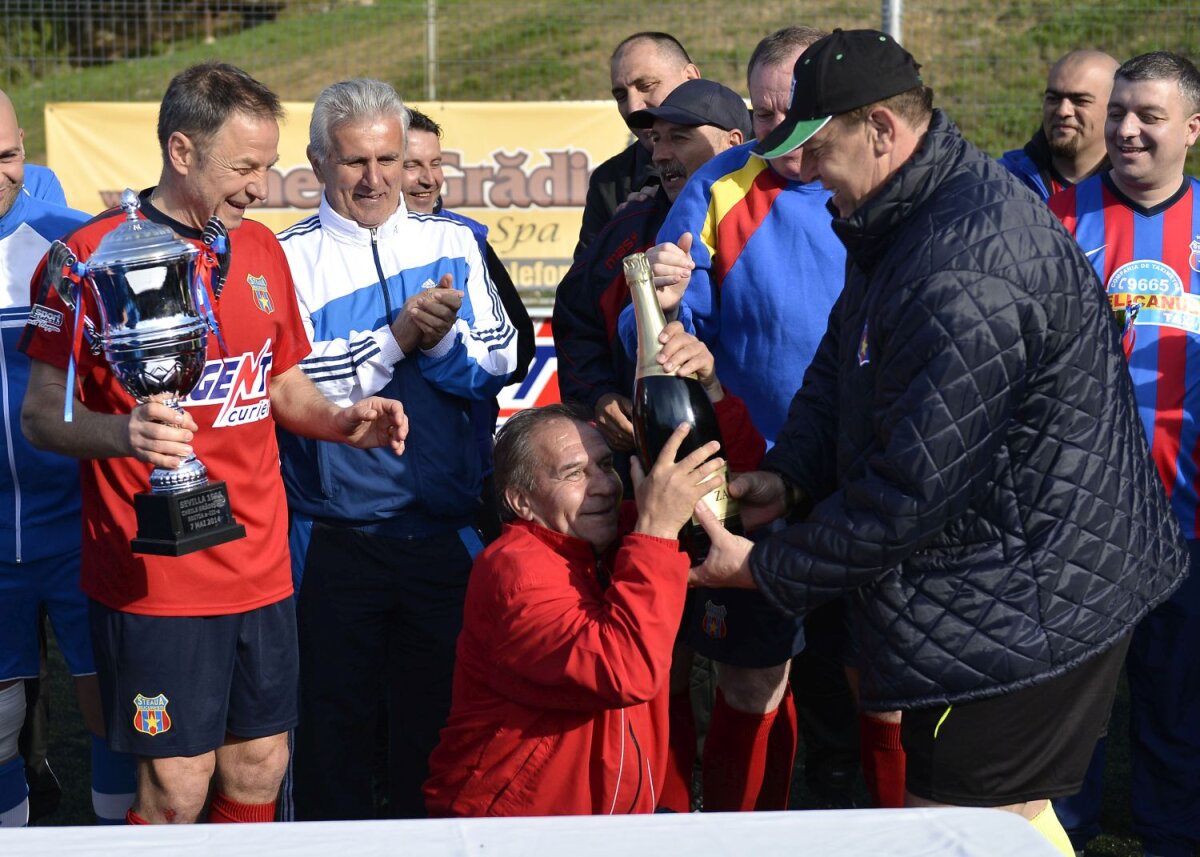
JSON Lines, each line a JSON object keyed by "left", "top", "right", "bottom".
{"left": 9, "top": 0, "right": 1200, "bottom": 172}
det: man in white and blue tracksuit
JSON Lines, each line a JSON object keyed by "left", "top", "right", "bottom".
{"left": 0, "top": 90, "right": 135, "bottom": 826}
{"left": 277, "top": 79, "right": 517, "bottom": 820}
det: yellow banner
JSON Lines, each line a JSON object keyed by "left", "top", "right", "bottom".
{"left": 46, "top": 100, "right": 635, "bottom": 297}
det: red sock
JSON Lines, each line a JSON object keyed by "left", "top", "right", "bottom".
{"left": 754, "top": 685, "right": 798, "bottom": 811}
{"left": 126, "top": 808, "right": 150, "bottom": 824}
{"left": 702, "top": 688, "right": 777, "bottom": 811}
{"left": 859, "top": 714, "right": 906, "bottom": 808}
{"left": 658, "top": 691, "right": 696, "bottom": 812}
{"left": 207, "top": 792, "right": 276, "bottom": 823}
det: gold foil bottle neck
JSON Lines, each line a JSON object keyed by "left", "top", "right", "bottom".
{"left": 625, "top": 252, "right": 668, "bottom": 379}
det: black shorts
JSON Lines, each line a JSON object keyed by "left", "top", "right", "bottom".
{"left": 682, "top": 587, "right": 805, "bottom": 668}
{"left": 89, "top": 597, "right": 299, "bottom": 757}
{"left": 902, "top": 633, "right": 1131, "bottom": 806}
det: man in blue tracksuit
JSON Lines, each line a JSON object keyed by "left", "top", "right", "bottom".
{"left": 0, "top": 90, "right": 135, "bottom": 826}
{"left": 277, "top": 79, "right": 517, "bottom": 820}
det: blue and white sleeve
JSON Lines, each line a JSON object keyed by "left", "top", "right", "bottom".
{"left": 417, "top": 238, "right": 518, "bottom": 400}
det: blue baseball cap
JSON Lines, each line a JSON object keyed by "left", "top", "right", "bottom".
{"left": 627, "top": 79, "right": 752, "bottom": 136}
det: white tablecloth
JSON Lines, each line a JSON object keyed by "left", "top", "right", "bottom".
{"left": 1, "top": 807, "right": 1061, "bottom": 856}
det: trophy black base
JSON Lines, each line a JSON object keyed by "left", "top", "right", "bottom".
{"left": 131, "top": 481, "right": 246, "bottom": 557}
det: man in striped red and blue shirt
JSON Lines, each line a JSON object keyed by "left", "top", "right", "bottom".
{"left": 1050, "top": 51, "right": 1200, "bottom": 857}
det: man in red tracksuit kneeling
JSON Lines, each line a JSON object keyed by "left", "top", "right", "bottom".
{"left": 425, "top": 328, "right": 763, "bottom": 815}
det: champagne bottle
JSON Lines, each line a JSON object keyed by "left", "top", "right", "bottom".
{"left": 624, "top": 252, "right": 743, "bottom": 564}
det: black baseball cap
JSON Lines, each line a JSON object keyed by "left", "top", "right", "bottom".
{"left": 627, "top": 79, "right": 752, "bottom": 136}
{"left": 754, "top": 29, "right": 923, "bottom": 159}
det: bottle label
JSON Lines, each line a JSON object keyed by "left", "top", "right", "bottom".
{"left": 693, "top": 470, "right": 740, "bottom": 525}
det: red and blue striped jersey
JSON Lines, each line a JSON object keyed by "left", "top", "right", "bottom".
{"left": 1051, "top": 173, "right": 1200, "bottom": 537}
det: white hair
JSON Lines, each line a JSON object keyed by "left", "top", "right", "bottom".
{"left": 309, "top": 78, "right": 409, "bottom": 162}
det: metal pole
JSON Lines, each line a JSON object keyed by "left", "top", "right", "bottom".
{"left": 882, "top": 0, "right": 903, "bottom": 44}
{"left": 426, "top": 0, "right": 437, "bottom": 101}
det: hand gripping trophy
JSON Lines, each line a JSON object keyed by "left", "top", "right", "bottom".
{"left": 51, "top": 189, "right": 246, "bottom": 556}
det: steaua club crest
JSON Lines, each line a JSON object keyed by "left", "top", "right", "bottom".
{"left": 701, "top": 600, "right": 729, "bottom": 640}
{"left": 1190, "top": 235, "right": 1200, "bottom": 274}
{"left": 857, "top": 319, "right": 871, "bottom": 366}
{"left": 132, "top": 693, "right": 172, "bottom": 736}
{"left": 248, "top": 273, "right": 274, "bottom": 314}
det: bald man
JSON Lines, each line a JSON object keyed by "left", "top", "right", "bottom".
{"left": 0, "top": 88, "right": 135, "bottom": 826}
{"left": 999, "top": 50, "right": 1120, "bottom": 200}
{"left": 573, "top": 32, "right": 700, "bottom": 256}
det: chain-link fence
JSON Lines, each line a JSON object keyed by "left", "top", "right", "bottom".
{"left": 3, "top": 1, "right": 1199, "bottom": 158}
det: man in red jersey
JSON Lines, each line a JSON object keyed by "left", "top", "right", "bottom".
{"left": 18, "top": 62, "right": 408, "bottom": 825}
{"left": 1049, "top": 51, "right": 1200, "bottom": 857}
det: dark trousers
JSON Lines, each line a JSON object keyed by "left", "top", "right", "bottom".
{"left": 291, "top": 522, "right": 474, "bottom": 820}
{"left": 1056, "top": 539, "right": 1200, "bottom": 857}
{"left": 792, "top": 601, "right": 860, "bottom": 806}
{"left": 19, "top": 609, "right": 61, "bottom": 822}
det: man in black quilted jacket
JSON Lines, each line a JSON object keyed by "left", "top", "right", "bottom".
{"left": 675, "top": 29, "right": 1189, "bottom": 854}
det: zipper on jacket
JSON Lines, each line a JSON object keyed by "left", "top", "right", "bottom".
{"left": 370, "top": 228, "right": 395, "bottom": 320}
{"left": 0, "top": 338, "right": 20, "bottom": 562}
{"left": 595, "top": 557, "right": 611, "bottom": 590}
{"left": 368, "top": 224, "right": 427, "bottom": 509}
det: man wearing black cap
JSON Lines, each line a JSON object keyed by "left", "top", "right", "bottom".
{"left": 553, "top": 78, "right": 751, "bottom": 813}
{"left": 616, "top": 27, "right": 855, "bottom": 814}
{"left": 682, "top": 29, "right": 1188, "bottom": 853}
{"left": 555, "top": 78, "right": 750, "bottom": 455}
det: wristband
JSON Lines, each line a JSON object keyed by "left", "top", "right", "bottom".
{"left": 777, "top": 473, "right": 806, "bottom": 516}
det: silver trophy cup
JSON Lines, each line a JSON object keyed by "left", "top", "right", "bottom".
{"left": 56, "top": 189, "right": 245, "bottom": 556}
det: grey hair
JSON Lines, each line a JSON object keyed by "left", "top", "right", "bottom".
{"left": 747, "top": 26, "right": 829, "bottom": 85}
{"left": 309, "top": 78, "right": 409, "bottom": 162}
{"left": 493, "top": 403, "right": 595, "bottom": 522}
{"left": 1116, "top": 52, "right": 1200, "bottom": 114}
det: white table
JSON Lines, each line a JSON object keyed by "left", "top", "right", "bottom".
{"left": 1, "top": 807, "right": 1061, "bottom": 856}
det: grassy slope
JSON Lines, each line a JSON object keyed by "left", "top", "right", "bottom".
{"left": 17, "top": 3, "right": 1183, "bottom": 850}
{"left": 0, "top": 0, "right": 983, "bottom": 162}
{"left": 10, "top": 0, "right": 1200, "bottom": 169}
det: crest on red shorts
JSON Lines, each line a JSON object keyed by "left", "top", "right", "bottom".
{"left": 132, "top": 693, "right": 172, "bottom": 736}
{"left": 701, "top": 600, "right": 728, "bottom": 640}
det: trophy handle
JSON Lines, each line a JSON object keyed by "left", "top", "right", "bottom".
{"left": 45, "top": 239, "right": 84, "bottom": 309}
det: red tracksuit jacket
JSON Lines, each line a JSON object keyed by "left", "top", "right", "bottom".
{"left": 423, "top": 515, "right": 687, "bottom": 816}
{"left": 423, "top": 393, "right": 765, "bottom": 816}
